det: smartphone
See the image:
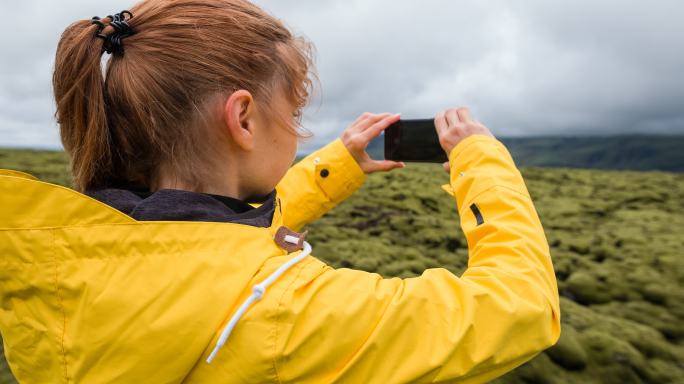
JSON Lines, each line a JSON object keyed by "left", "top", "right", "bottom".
{"left": 384, "top": 119, "right": 448, "bottom": 163}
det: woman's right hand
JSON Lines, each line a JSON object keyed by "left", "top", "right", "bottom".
{"left": 435, "top": 107, "right": 495, "bottom": 173}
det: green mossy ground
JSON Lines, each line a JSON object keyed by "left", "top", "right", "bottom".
{"left": 0, "top": 148, "right": 71, "bottom": 187}
{"left": 303, "top": 165, "right": 684, "bottom": 384}
{"left": 1, "top": 150, "right": 683, "bottom": 383}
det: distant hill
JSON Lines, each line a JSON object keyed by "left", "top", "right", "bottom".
{"left": 366, "top": 135, "right": 684, "bottom": 172}
{"left": 1, "top": 135, "right": 683, "bottom": 179}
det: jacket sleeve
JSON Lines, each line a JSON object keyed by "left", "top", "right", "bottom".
{"left": 273, "top": 134, "right": 561, "bottom": 383}
{"left": 275, "top": 138, "right": 367, "bottom": 232}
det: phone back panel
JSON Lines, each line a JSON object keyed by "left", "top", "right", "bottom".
{"left": 385, "top": 119, "right": 448, "bottom": 163}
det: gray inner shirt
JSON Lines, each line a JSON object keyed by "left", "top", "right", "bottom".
{"left": 85, "top": 187, "right": 277, "bottom": 228}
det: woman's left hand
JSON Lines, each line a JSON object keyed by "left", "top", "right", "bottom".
{"left": 340, "top": 112, "right": 406, "bottom": 174}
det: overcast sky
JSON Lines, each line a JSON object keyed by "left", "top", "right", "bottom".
{"left": 0, "top": 1, "right": 682, "bottom": 150}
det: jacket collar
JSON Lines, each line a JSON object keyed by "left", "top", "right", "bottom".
{"left": 0, "top": 169, "right": 284, "bottom": 234}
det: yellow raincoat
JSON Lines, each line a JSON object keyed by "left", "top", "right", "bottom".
{"left": 0, "top": 134, "right": 560, "bottom": 383}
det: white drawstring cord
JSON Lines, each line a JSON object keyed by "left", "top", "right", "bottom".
{"left": 206, "top": 240, "right": 313, "bottom": 364}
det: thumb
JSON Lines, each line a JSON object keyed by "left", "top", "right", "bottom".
{"left": 442, "top": 161, "right": 450, "bottom": 173}
{"left": 366, "top": 160, "right": 405, "bottom": 173}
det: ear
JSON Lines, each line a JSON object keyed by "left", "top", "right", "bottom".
{"left": 222, "top": 89, "right": 256, "bottom": 151}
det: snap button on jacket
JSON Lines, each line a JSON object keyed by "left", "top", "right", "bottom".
{"left": 0, "top": 136, "right": 560, "bottom": 383}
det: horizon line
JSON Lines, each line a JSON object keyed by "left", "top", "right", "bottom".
{"left": 1, "top": 132, "right": 683, "bottom": 153}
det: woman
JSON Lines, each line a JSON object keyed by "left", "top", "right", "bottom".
{"left": 0, "top": 0, "right": 560, "bottom": 382}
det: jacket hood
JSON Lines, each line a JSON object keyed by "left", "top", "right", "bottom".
{"left": 0, "top": 170, "right": 290, "bottom": 383}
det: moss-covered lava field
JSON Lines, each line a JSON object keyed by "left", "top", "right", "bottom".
{"left": 1, "top": 149, "right": 683, "bottom": 383}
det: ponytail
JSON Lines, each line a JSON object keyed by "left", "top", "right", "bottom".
{"left": 53, "top": 0, "right": 317, "bottom": 193}
{"left": 53, "top": 20, "right": 113, "bottom": 191}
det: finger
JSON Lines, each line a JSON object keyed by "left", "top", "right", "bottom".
{"left": 347, "top": 112, "right": 377, "bottom": 134}
{"left": 445, "top": 108, "right": 461, "bottom": 127}
{"left": 359, "top": 112, "right": 391, "bottom": 131}
{"left": 366, "top": 159, "right": 405, "bottom": 173}
{"left": 359, "top": 113, "right": 400, "bottom": 142}
{"left": 351, "top": 112, "right": 372, "bottom": 126}
{"left": 456, "top": 107, "right": 473, "bottom": 123}
{"left": 442, "top": 161, "right": 450, "bottom": 173}
{"left": 435, "top": 110, "right": 447, "bottom": 135}
{"left": 356, "top": 112, "right": 391, "bottom": 132}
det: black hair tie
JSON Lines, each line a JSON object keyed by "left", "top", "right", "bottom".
{"left": 91, "top": 10, "right": 135, "bottom": 55}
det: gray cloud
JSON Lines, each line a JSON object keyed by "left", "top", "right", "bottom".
{"left": 1, "top": 0, "right": 682, "bottom": 150}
